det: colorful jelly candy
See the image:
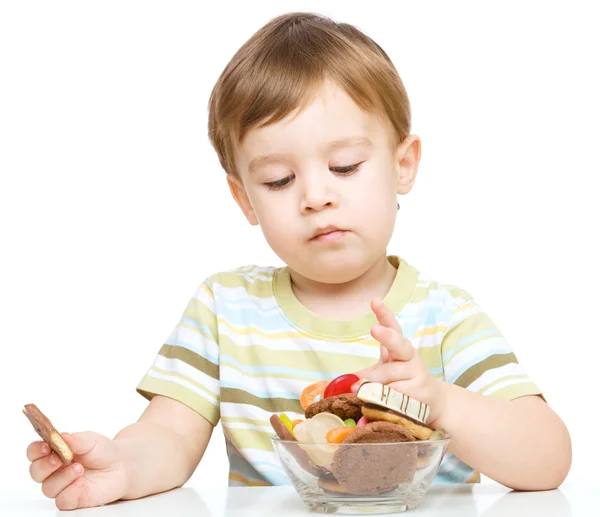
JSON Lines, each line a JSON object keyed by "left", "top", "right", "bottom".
{"left": 300, "top": 380, "right": 328, "bottom": 410}
{"left": 279, "top": 413, "right": 294, "bottom": 435}
{"left": 323, "top": 373, "right": 360, "bottom": 399}
{"left": 326, "top": 427, "right": 356, "bottom": 443}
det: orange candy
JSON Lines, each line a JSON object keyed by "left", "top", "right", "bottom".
{"left": 291, "top": 419, "right": 303, "bottom": 429}
{"left": 326, "top": 427, "right": 355, "bottom": 444}
{"left": 300, "top": 380, "right": 329, "bottom": 410}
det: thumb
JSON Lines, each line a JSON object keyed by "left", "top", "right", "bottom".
{"left": 62, "top": 431, "right": 101, "bottom": 456}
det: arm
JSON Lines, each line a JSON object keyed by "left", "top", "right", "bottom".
{"left": 430, "top": 384, "right": 571, "bottom": 490}
{"left": 352, "top": 298, "right": 572, "bottom": 491}
{"left": 116, "top": 395, "right": 215, "bottom": 500}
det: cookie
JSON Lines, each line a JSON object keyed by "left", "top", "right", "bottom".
{"left": 361, "top": 405, "right": 433, "bottom": 440}
{"left": 356, "top": 379, "right": 435, "bottom": 440}
{"left": 23, "top": 404, "right": 73, "bottom": 465}
{"left": 331, "top": 421, "right": 418, "bottom": 495}
{"left": 305, "top": 393, "right": 364, "bottom": 422}
{"left": 269, "top": 414, "right": 323, "bottom": 478}
{"left": 318, "top": 475, "right": 353, "bottom": 494}
{"left": 269, "top": 414, "right": 295, "bottom": 441}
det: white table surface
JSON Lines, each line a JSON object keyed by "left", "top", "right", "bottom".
{"left": 0, "top": 482, "right": 591, "bottom": 516}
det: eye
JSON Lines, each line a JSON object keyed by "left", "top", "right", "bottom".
{"left": 264, "top": 175, "right": 294, "bottom": 190}
{"left": 330, "top": 162, "right": 363, "bottom": 175}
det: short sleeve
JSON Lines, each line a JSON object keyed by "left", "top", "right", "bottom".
{"left": 441, "top": 292, "right": 543, "bottom": 401}
{"left": 136, "top": 280, "right": 221, "bottom": 425}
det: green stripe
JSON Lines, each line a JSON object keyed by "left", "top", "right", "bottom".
{"left": 183, "top": 297, "right": 218, "bottom": 338}
{"left": 159, "top": 344, "right": 219, "bottom": 380}
{"left": 136, "top": 376, "right": 220, "bottom": 425}
{"left": 454, "top": 353, "right": 517, "bottom": 389}
{"left": 221, "top": 387, "right": 303, "bottom": 414}
{"left": 222, "top": 416, "right": 271, "bottom": 426}
{"left": 489, "top": 382, "right": 544, "bottom": 402}
{"left": 219, "top": 334, "right": 378, "bottom": 373}
{"left": 227, "top": 427, "right": 275, "bottom": 452}
{"left": 442, "top": 312, "right": 493, "bottom": 356}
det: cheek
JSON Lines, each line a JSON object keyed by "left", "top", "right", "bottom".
{"left": 248, "top": 190, "right": 296, "bottom": 238}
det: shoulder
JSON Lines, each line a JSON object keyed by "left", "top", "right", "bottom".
{"left": 407, "top": 263, "right": 475, "bottom": 312}
{"left": 201, "top": 263, "right": 280, "bottom": 300}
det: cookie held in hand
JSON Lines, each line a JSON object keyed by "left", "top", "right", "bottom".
{"left": 23, "top": 404, "right": 73, "bottom": 465}
{"left": 357, "top": 381, "right": 434, "bottom": 440}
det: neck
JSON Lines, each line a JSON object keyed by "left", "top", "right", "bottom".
{"left": 288, "top": 255, "right": 398, "bottom": 320}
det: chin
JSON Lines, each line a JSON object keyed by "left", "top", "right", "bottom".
{"left": 294, "top": 250, "right": 375, "bottom": 284}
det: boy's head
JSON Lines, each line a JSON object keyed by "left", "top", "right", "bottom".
{"left": 208, "top": 12, "right": 421, "bottom": 284}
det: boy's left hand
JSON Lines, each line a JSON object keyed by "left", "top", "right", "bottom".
{"left": 351, "top": 298, "right": 444, "bottom": 423}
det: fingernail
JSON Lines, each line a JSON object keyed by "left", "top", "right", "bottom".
{"left": 73, "top": 464, "right": 83, "bottom": 474}
{"left": 49, "top": 455, "right": 57, "bottom": 466}
{"left": 41, "top": 444, "right": 50, "bottom": 454}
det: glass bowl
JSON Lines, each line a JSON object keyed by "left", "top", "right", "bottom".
{"left": 271, "top": 434, "right": 450, "bottom": 514}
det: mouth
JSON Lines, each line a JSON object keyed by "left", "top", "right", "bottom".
{"left": 310, "top": 225, "right": 349, "bottom": 242}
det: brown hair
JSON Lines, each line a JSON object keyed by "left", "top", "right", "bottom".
{"left": 208, "top": 12, "right": 411, "bottom": 177}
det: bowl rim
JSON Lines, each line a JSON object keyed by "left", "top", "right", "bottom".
{"left": 270, "top": 434, "right": 451, "bottom": 445}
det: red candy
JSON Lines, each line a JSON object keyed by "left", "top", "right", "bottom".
{"left": 323, "top": 373, "right": 360, "bottom": 399}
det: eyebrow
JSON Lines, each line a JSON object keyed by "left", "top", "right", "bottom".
{"left": 248, "top": 136, "right": 373, "bottom": 175}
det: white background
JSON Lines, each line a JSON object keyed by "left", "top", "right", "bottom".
{"left": 1, "top": 0, "right": 599, "bottom": 498}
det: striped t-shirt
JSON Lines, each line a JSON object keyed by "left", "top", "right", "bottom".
{"left": 137, "top": 255, "right": 542, "bottom": 486}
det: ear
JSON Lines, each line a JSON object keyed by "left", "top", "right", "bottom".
{"left": 395, "top": 134, "right": 421, "bottom": 195}
{"left": 227, "top": 175, "right": 259, "bottom": 225}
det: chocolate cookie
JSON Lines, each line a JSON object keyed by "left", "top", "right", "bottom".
{"left": 269, "top": 414, "right": 323, "bottom": 478}
{"left": 331, "top": 421, "right": 418, "bottom": 495}
{"left": 361, "top": 405, "right": 433, "bottom": 440}
{"left": 318, "top": 476, "right": 353, "bottom": 494}
{"left": 23, "top": 404, "right": 73, "bottom": 465}
{"left": 305, "top": 393, "right": 364, "bottom": 422}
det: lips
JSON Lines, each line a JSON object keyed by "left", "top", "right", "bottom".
{"left": 311, "top": 225, "right": 346, "bottom": 239}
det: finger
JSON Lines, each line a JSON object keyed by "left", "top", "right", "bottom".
{"left": 29, "top": 453, "right": 63, "bottom": 483}
{"left": 41, "top": 462, "right": 84, "bottom": 499}
{"left": 62, "top": 432, "right": 100, "bottom": 457}
{"left": 380, "top": 343, "right": 391, "bottom": 363}
{"left": 356, "top": 361, "right": 414, "bottom": 386}
{"left": 371, "top": 298, "right": 403, "bottom": 335}
{"left": 371, "top": 323, "right": 414, "bottom": 361}
{"left": 27, "top": 441, "right": 51, "bottom": 462}
{"left": 55, "top": 478, "right": 85, "bottom": 511}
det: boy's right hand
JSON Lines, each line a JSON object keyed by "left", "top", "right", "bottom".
{"left": 27, "top": 431, "right": 130, "bottom": 511}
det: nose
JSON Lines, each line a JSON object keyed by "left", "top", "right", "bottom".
{"left": 300, "top": 173, "right": 337, "bottom": 213}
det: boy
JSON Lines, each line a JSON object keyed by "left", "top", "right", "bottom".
{"left": 26, "top": 12, "right": 571, "bottom": 510}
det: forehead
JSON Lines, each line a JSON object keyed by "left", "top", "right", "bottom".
{"left": 235, "top": 81, "right": 393, "bottom": 169}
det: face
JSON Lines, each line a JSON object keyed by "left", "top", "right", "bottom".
{"left": 229, "top": 81, "right": 420, "bottom": 284}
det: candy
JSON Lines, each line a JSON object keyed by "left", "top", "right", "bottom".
{"left": 323, "top": 374, "right": 360, "bottom": 399}
{"left": 344, "top": 418, "right": 356, "bottom": 427}
{"left": 326, "top": 427, "right": 355, "bottom": 443}
{"left": 291, "top": 419, "right": 303, "bottom": 430}
{"left": 356, "top": 415, "right": 370, "bottom": 427}
{"left": 300, "top": 380, "right": 329, "bottom": 410}
{"left": 294, "top": 414, "right": 343, "bottom": 467}
{"left": 279, "top": 413, "right": 294, "bottom": 435}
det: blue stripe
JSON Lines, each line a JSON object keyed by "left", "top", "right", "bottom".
{"left": 179, "top": 317, "right": 216, "bottom": 339}
{"left": 428, "top": 366, "right": 443, "bottom": 376}
{"left": 446, "top": 343, "right": 515, "bottom": 384}
{"left": 221, "top": 355, "right": 343, "bottom": 379}
{"left": 443, "top": 329, "right": 502, "bottom": 362}
{"left": 261, "top": 470, "right": 291, "bottom": 486}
